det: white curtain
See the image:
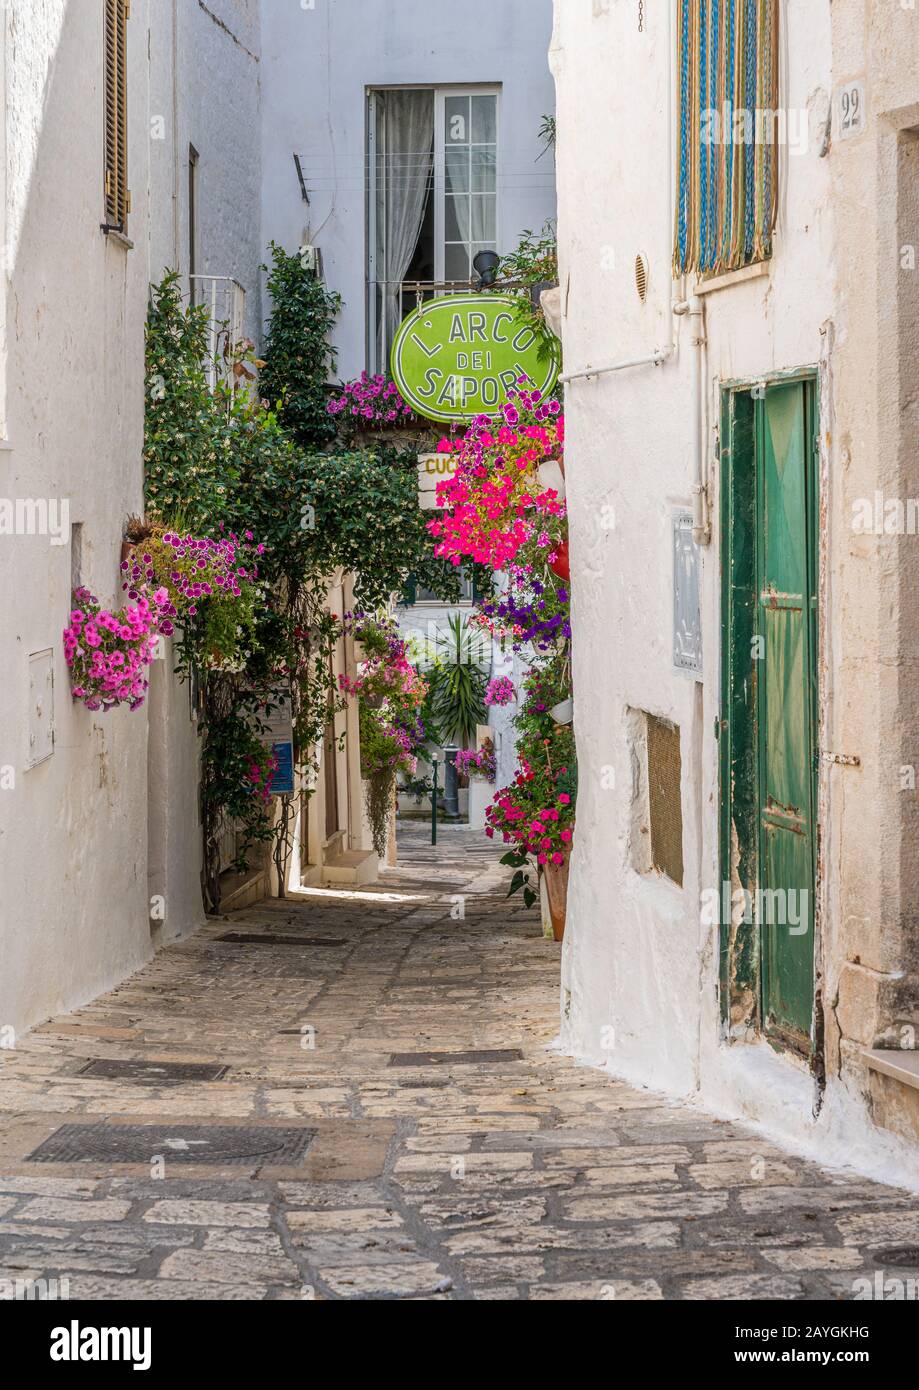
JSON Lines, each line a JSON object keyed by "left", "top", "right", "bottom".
{"left": 378, "top": 90, "right": 434, "bottom": 369}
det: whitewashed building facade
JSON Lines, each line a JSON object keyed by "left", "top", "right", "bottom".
{"left": 551, "top": 0, "right": 919, "bottom": 1183}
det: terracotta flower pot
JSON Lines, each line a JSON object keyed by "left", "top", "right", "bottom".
{"left": 549, "top": 540, "right": 570, "bottom": 583}
{"left": 543, "top": 855, "right": 569, "bottom": 942}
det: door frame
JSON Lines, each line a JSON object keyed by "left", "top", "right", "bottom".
{"left": 718, "top": 367, "right": 821, "bottom": 1059}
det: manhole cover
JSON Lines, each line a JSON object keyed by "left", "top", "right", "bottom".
{"left": 77, "top": 1060, "right": 229, "bottom": 1083}
{"left": 877, "top": 1247, "right": 919, "bottom": 1266}
{"left": 388, "top": 1049, "right": 523, "bottom": 1067}
{"left": 27, "top": 1123, "right": 316, "bottom": 1165}
{"left": 217, "top": 933, "right": 343, "bottom": 947}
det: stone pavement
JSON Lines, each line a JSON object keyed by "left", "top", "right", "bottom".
{"left": 1, "top": 823, "right": 918, "bottom": 1301}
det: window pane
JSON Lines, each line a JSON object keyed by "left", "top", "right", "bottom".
{"left": 471, "top": 196, "right": 496, "bottom": 244}
{"left": 471, "top": 94, "right": 497, "bottom": 144}
{"left": 471, "top": 147, "right": 497, "bottom": 193}
{"left": 445, "top": 243, "right": 470, "bottom": 281}
{"left": 445, "top": 96, "right": 470, "bottom": 144}
{"left": 445, "top": 147, "right": 470, "bottom": 194}
{"left": 444, "top": 194, "right": 468, "bottom": 243}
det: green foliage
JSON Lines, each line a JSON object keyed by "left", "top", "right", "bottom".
{"left": 537, "top": 114, "right": 557, "bottom": 157}
{"left": 427, "top": 613, "right": 487, "bottom": 746}
{"left": 501, "top": 221, "right": 558, "bottom": 288}
{"left": 260, "top": 242, "right": 342, "bottom": 449}
{"left": 143, "top": 270, "right": 450, "bottom": 905}
{"left": 300, "top": 445, "right": 464, "bottom": 609}
{"left": 501, "top": 849, "right": 540, "bottom": 911}
{"left": 499, "top": 222, "right": 560, "bottom": 357}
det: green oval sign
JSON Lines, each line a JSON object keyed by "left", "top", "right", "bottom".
{"left": 390, "top": 294, "right": 560, "bottom": 424}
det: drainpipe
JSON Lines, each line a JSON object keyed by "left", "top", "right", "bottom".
{"left": 172, "top": 0, "right": 180, "bottom": 266}
{"left": 686, "top": 295, "right": 711, "bottom": 546}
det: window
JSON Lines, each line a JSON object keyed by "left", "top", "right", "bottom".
{"left": 673, "top": 0, "right": 779, "bottom": 276}
{"left": 438, "top": 91, "right": 499, "bottom": 284}
{"left": 368, "top": 86, "right": 500, "bottom": 372}
{"left": 103, "top": 0, "right": 130, "bottom": 233}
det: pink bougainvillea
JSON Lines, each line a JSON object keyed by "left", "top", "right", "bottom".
{"left": 426, "top": 385, "right": 564, "bottom": 572}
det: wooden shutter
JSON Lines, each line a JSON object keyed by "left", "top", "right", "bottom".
{"left": 104, "top": 0, "right": 130, "bottom": 230}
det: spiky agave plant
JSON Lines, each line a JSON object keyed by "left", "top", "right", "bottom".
{"left": 429, "top": 612, "right": 488, "bottom": 748}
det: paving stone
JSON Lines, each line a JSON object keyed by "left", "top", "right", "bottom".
{"left": 62, "top": 1276, "right": 270, "bottom": 1300}
{"left": 318, "top": 1261, "right": 448, "bottom": 1297}
{"left": 158, "top": 1249, "right": 300, "bottom": 1286}
{"left": 530, "top": 1278, "right": 663, "bottom": 1300}
{"left": 0, "top": 823, "right": 913, "bottom": 1302}
{"left": 203, "top": 1229, "right": 288, "bottom": 1255}
{"left": 457, "top": 1254, "right": 545, "bottom": 1284}
{"left": 15, "top": 1198, "right": 132, "bottom": 1223}
{"left": 286, "top": 1207, "right": 404, "bottom": 1235}
{"left": 762, "top": 1246, "right": 866, "bottom": 1271}
{"left": 679, "top": 1273, "right": 806, "bottom": 1300}
{"left": 143, "top": 1200, "right": 272, "bottom": 1227}
{"left": 835, "top": 1210, "right": 919, "bottom": 1247}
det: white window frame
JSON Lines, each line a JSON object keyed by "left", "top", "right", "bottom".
{"left": 366, "top": 84, "right": 502, "bottom": 374}
{"left": 433, "top": 85, "right": 502, "bottom": 286}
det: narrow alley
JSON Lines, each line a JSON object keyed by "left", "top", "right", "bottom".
{"left": 1, "top": 826, "right": 915, "bottom": 1303}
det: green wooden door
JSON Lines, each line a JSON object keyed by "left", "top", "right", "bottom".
{"left": 756, "top": 381, "right": 818, "bottom": 1051}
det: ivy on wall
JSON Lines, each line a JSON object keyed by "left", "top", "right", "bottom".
{"left": 259, "top": 242, "right": 342, "bottom": 450}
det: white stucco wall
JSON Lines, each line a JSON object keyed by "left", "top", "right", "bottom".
{"left": 550, "top": 0, "right": 919, "bottom": 1186}
{"left": 259, "top": 0, "right": 557, "bottom": 380}
{"left": 0, "top": 0, "right": 156, "bottom": 1034}
{"left": 142, "top": 0, "right": 264, "bottom": 947}
{"left": 148, "top": 0, "right": 263, "bottom": 341}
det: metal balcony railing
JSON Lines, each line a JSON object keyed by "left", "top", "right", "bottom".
{"left": 187, "top": 276, "right": 247, "bottom": 392}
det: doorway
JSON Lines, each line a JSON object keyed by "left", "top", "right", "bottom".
{"left": 719, "top": 375, "right": 819, "bottom": 1056}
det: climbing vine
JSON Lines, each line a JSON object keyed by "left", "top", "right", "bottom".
{"left": 259, "top": 241, "right": 343, "bottom": 449}
{"left": 142, "top": 266, "right": 454, "bottom": 908}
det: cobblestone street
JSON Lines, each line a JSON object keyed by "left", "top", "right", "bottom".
{"left": 1, "top": 825, "right": 917, "bottom": 1302}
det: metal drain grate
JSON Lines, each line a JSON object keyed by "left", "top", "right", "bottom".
{"left": 76, "top": 1059, "right": 229, "bottom": 1083}
{"left": 26, "top": 1123, "right": 316, "bottom": 1165}
{"left": 217, "top": 933, "right": 343, "bottom": 947}
{"left": 388, "top": 1049, "right": 523, "bottom": 1067}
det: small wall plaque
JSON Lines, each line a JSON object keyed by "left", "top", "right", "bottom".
{"left": 673, "top": 510, "right": 702, "bottom": 676}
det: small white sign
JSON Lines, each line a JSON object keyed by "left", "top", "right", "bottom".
{"left": 417, "top": 452, "right": 459, "bottom": 511}
{"left": 28, "top": 649, "right": 54, "bottom": 767}
{"left": 836, "top": 80, "right": 866, "bottom": 141}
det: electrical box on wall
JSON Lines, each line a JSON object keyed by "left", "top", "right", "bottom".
{"left": 27, "top": 649, "right": 55, "bottom": 767}
{"left": 673, "top": 510, "right": 703, "bottom": 676}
